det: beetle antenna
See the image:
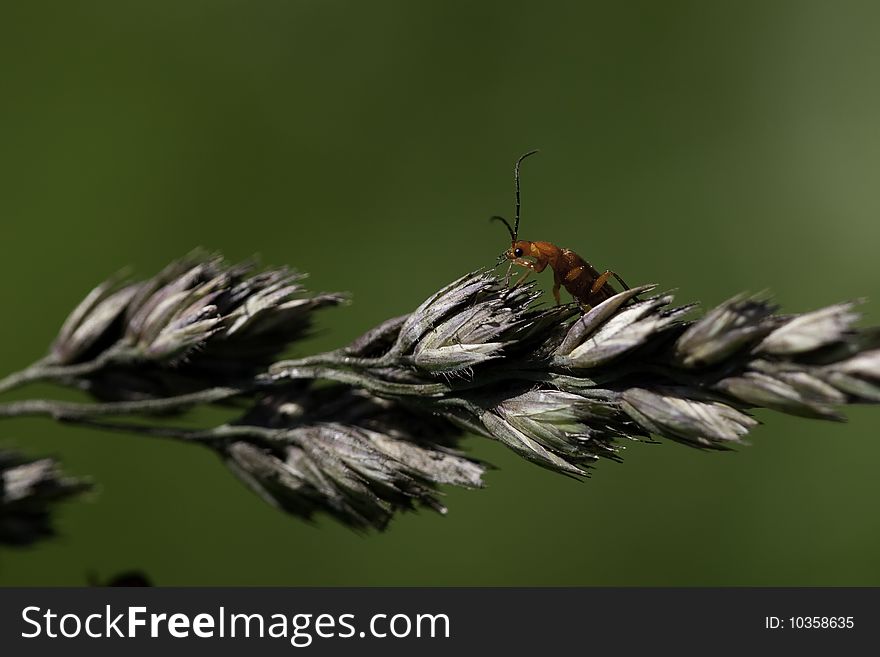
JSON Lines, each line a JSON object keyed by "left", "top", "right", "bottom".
{"left": 489, "top": 215, "right": 516, "bottom": 242}
{"left": 513, "top": 149, "right": 539, "bottom": 240}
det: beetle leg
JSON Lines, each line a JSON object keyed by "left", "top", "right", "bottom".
{"left": 513, "top": 269, "right": 532, "bottom": 287}
{"left": 511, "top": 258, "right": 538, "bottom": 270}
{"left": 508, "top": 258, "right": 538, "bottom": 288}
{"left": 590, "top": 271, "right": 612, "bottom": 294}
{"left": 552, "top": 269, "right": 563, "bottom": 306}
{"left": 504, "top": 258, "right": 534, "bottom": 287}
{"left": 590, "top": 269, "right": 629, "bottom": 294}
{"left": 565, "top": 265, "right": 585, "bottom": 283}
{"left": 507, "top": 257, "right": 548, "bottom": 289}
{"left": 503, "top": 262, "right": 513, "bottom": 287}
{"left": 530, "top": 257, "right": 549, "bottom": 274}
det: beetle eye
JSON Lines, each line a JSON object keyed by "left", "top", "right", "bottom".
{"left": 513, "top": 247, "right": 523, "bottom": 257}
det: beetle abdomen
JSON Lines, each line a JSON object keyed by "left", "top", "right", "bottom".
{"left": 558, "top": 249, "right": 616, "bottom": 306}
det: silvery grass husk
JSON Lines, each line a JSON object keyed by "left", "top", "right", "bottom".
{"left": 0, "top": 450, "right": 92, "bottom": 546}
{"left": 2, "top": 259, "right": 880, "bottom": 533}
{"left": 272, "top": 271, "right": 880, "bottom": 479}
{"left": 221, "top": 384, "right": 485, "bottom": 531}
{"left": 5, "top": 251, "right": 345, "bottom": 400}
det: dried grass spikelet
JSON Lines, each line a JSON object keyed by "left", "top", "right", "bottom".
{"left": 273, "top": 270, "right": 880, "bottom": 481}
{"left": 8, "top": 256, "right": 880, "bottom": 532}
{"left": 0, "top": 450, "right": 92, "bottom": 546}
{"left": 48, "top": 251, "right": 345, "bottom": 399}
{"left": 221, "top": 385, "right": 485, "bottom": 530}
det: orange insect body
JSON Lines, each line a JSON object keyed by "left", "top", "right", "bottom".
{"left": 506, "top": 239, "right": 621, "bottom": 307}
{"left": 493, "top": 151, "right": 629, "bottom": 308}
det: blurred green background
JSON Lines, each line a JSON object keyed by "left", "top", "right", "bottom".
{"left": 1, "top": 0, "right": 879, "bottom": 585}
